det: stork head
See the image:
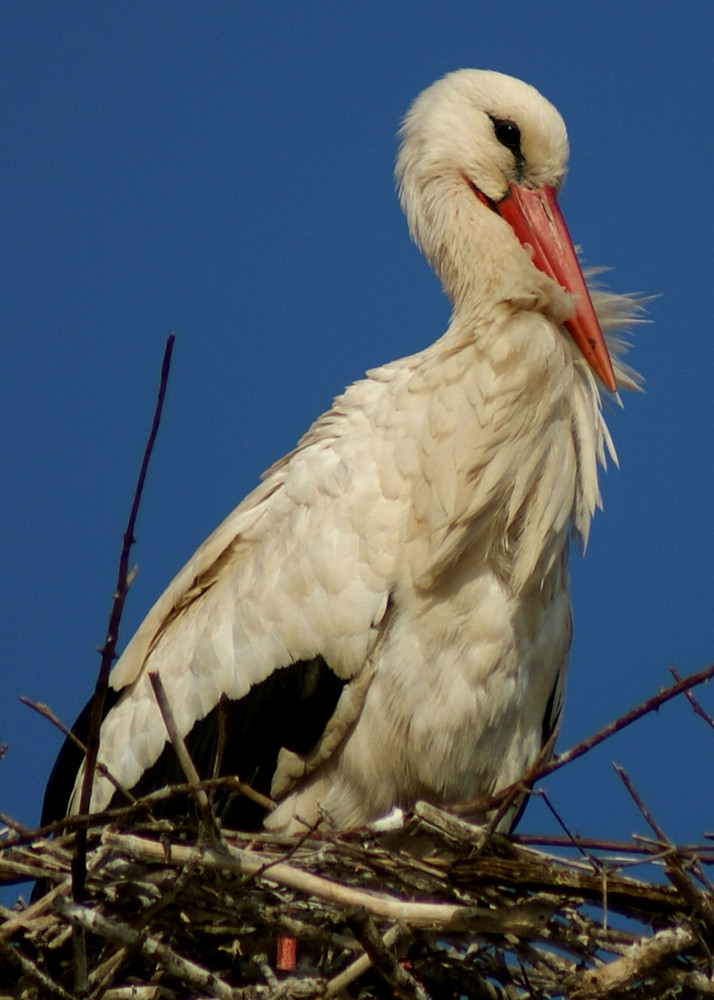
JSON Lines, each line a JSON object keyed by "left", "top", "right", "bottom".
{"left": 396, "top": 69, "right": 616, "bottom": 392}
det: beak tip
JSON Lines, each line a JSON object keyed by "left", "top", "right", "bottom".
{"left": 599, "top": 364, "right": 618, "bottom": 394}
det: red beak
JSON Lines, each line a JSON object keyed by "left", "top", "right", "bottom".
{"left": 497, "top": 184, "right": 617, "bottom": 392}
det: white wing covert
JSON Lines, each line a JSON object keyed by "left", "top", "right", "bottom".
{"left": 65, "top": 380, "right": 407, "bottom": 817}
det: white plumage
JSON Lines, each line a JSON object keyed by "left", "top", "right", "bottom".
{"left": 43, "top": 69, "right": 639, "bottom": 834}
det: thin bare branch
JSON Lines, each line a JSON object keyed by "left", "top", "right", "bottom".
{"left": 614, "top": 763, "right": 714, "bottom": 929}
{"left": 65, "top": 335, "right": 174, "bottom": 994}
{"left": 539, "top": 790, "right": 604, "bottom": 873}
{"left": 348, "top": 914, "right": 428, "bottom": 1000}
{"left": 73, "top": 334, "right": 175, "bottom": 907}
{"left": 671, "top": 665, "right": 714, "bottom": 731}
{"left": 325, "top": 924, "right": 404, "bottom": 996}
{"left": 543, "top": 662, "right": 714, "bottom": 777}
{"left": 454, "top": 661, "right": 714, "bottom": 818}
{"left": 147, "top": 669, "right": 217, "bottom": 838}
{"left": 19, "top": 697, "right": 134, "bottom": 805}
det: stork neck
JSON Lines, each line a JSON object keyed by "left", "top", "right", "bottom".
{"left": 408, "top": 175, "right": 574, "bottom": 336}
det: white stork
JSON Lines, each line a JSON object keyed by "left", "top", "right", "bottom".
{"left": 42, "top": 69, "right": 639, "bottom": 835}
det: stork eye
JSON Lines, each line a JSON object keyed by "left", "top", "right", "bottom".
{"left": 492, "top": 118, "right": 522, "bottom": 154}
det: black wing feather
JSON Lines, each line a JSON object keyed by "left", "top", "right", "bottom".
{"left": 40, "top": 656, "right": 345, "bottom": 831}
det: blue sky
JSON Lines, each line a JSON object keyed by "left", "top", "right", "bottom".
{"left": 3, "top": 1, "right": 713, "bottom": 874}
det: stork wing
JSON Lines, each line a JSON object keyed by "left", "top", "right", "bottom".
{"left": 42, "top": 390, "right": 398, "bottom": 823}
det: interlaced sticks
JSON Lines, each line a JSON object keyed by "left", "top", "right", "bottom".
{"left": 4, "top": 796, "right": 714, "bottom": 999}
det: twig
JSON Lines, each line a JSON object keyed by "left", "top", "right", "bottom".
{"left": 567, "top": 923, "right": 697, "bottom": 996}
{"left": 453, "top": 661, "right": 714, "bottom": 818}
{"left": 240, "top": 815, "right": 322, "bottom": 892}
{"left": 661, "top": 967, "right": 714, "bottom": 996}
{"left": 147, "top": 670, "right": 217, "bottom": 838}
{"left": 612, "top": 765, "right": 668, "bottom": 844}
{"left": 511, "top": 833, "right": 714, "bottom": 856}
{"left": 0, "top": 810, "right": 33, "bottom": 837}
{"left": 19, "top": 698, "right": 134, "bottom": 805}
{"left": 73, "top": 334, "right": 175, "bottom": 901}
{"left": 614, "top": 763, "right": 714, "bottom": 929}
{"left": 254, "top": 951, "right": 279, "bottom": 991}
{"left": 0, "top": 774, "right": 273, "bottom": 854}
{"left": 671, "top": 665, "right": 714, "bottom": 731}
{"left": 68, "top": 335, "right": 174, "bottom": 994}
{"left": 87, "top": 944, "right": 131, "bottom": 996}
{"left": 542, "top": 662, "right": 714, "bottom": 778}
{"left": 325, "top": 924, "right": 405, "bottom": 996}
{"left": 102, "top": 988, "right": 167, "bottom": 999}
{"left": 348, "top": 914, "right": 428, "bottom": 1000}
{"left": 539, "top": 790, "right": 603, "bottom": 873}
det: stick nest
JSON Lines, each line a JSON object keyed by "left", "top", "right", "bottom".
{"left": 2, "top": 793, "right": 713, "bottom": 999}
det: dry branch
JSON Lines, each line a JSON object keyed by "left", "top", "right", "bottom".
{"left": 74, "top": 334, "right": 175, "bottom": 919}
{"left": 452, "top": 661, "right": 714, "bottom": 819}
